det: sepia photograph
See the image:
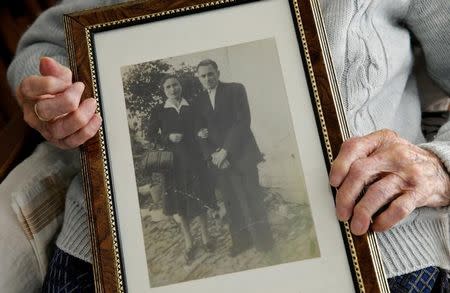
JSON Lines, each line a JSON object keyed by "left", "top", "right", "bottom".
{"left": 120, "top": 38, "right": 320, "bottom": 287}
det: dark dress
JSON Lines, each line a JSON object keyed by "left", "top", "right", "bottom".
{"left": 148, "top": 101, "right": 215, "bottom": 219}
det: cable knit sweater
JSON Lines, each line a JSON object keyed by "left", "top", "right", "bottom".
{"left": 7, "top": 0, "right": 450, "bottom": 278}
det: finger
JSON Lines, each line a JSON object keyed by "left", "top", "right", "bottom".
{"left": 349, "top": 174, "right": 403, "bottom": 235}
{"left": 45, "top": 98, "right": 97, "bottom": 140}
{"left": 19, "top": 75, "right": 71, "bottom": 99}
{"left": 34, "top": 82, "right": 85, "bottom": 121}
{"left": 39, "top": 57, "right": 72, "bottom": 83}
{"left": 22, "top": 102, "right": 47, "bottom": 133}
{"left": 330, "top": 130, "right": 397, "bottom": 187}
{"left": 58, "top": 114, "right": 102, "bottom": 149}
{"left": 335, "top": 155, "right": 390, "bottom": 221}
{"left": 371, "top": 193, "right": 416, "bottom": 232}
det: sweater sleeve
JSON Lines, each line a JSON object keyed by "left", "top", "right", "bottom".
{"left": 405, "top": 0, "right": 450, "bottom": 172}
{"left": 405, "top": 0, "right": 450, "bottom": 94}
{"left": 6, "top": 0, "right": 123, "bottom": 92}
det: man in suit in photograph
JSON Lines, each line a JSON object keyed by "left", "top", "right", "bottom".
{"left": 194, "top": 59, "right": 274, "bottom": 257}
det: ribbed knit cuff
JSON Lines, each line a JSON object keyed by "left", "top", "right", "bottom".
{"left": 55, "top": 199, "right": 92, "bottom": 264}
{"left": 376, "top": 207, "right": 450, "bottom": 278}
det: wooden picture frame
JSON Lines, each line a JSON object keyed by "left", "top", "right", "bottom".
{"left": 64, "top": 0, "right": 389, "bottom": 292}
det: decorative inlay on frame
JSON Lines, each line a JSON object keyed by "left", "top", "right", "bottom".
{"left": 87, "top": 0, "right": 237, "bottom": 31}
{"left": 85, "top": 27, "right": 125, "bottom": 293}
{"left": 291, "top": 0, "right": 367, "bottom": 292}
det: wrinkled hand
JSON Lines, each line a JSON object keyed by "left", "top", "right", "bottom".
{"left": 330, "top": 129, "right": 450, "bottom": 235}
{"left": 211, "top": 148, "right": 228, "bottom": 167}
{"left": 16, "top": 57, "right": 101, "bottom": 149}
{"left": 169, "top": 133, "right": 183, "bottom": 143}
{"left": 197, "top": 128, "right": 209, "bottom": 139}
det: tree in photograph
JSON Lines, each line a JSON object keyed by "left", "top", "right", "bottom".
{"left": 122, "top": 59, "right": 203, "bottom": 142}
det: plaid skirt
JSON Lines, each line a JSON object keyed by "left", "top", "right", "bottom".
{"left": 41, "top": 247, "right": 94, "bottom": 293}
{"left": 42, "top": 248, "right": 448, "bottom": 293}
{"left": 388, "top": 267, "right": 449, "bottom": 293}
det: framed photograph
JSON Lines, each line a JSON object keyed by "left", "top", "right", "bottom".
{"left": 64, "top": 0, "right": 389, "bottom": 292}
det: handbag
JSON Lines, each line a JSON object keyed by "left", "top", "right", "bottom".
{"left": 142, "top": 149, "right": 174, "bottom": 172}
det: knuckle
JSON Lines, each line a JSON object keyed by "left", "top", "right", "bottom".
{"left": 397, "top": 151, "right": 410, "bottom": 163}
{"left": 84, "top": 124, "right": 97, "bottom": 139}
{"left": 72, "top": 110, "right": 89, "bottom": 126}
{"left": 390, "top": 201, "right": 410, "bottom": 218}
{"left": 370, "top": 183, "right": 390, "bottom": 200}
{"left": 353, "top": 204, "right": 370, "bottom": 218}
{"left": 373, "top": 216, "right": 392, "bottom": 231}
{"left": 66, "top": 69, "right": 73, "bottom": 81}
{"left": 349, "top": 160, "right": 366, "bottom": 178}
{"left": 342, "top": 137, "right": 360, "bottom": 152}
{"left": 379, "top": 128, "right": 398, "bottom": 140}
{"left": 64, "top": 93, "right": 80, "bottom": 113}
{"left": 391, "top": 144, "right": 409, "bottom": 159}
{"left": 408, "top": 164, "right": 422, "bottom": 177}
{"left": 41, "top": 77, "right": 55, "bottom": 89}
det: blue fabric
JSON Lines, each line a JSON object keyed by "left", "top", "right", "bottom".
{"left": 41, "top": 247, "right": 94, "bottom": 293}
{"left": 42, "top": 249, "right": 449, "bottom": 293}
{"left": 388, "top": 266, "right": 450, "bottom": 293}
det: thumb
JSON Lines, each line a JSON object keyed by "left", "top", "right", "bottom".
{"left": 39, "top": 57, "right": 72, "bottom": 83}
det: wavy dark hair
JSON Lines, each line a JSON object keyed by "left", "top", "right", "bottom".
{"left": 159, "top": 74, "right": 182, "bottom": 98}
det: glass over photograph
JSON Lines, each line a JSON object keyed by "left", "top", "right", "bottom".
{"left": 120, "top": 38, "right": 320, "bottom": 288}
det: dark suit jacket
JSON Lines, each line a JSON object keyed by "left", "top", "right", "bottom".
{"left": 194, "top": 82, "right": 263, "bottom": 166}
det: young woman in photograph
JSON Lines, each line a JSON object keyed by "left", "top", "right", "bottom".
{"left": 148, "top": 75, "right": 216, "bottom": 264}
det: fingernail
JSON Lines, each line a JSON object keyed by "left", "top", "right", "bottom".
{"left": 75, "top": 82, "right": 85, "bottom": 90}
{"left": 329, "top": 174, "right": 339, "bottom": 187}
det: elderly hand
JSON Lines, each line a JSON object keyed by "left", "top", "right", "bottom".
{"left": 330, "top": 129, "right": 450, "bottom": 236}
{"left": 16, "top": 57, "right": 101, "bottom": 149}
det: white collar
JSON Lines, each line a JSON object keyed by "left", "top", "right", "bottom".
{"left": 164, "top": 98, "right": 189, "bottom": 113}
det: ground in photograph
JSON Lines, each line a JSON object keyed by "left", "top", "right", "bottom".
{"left": 139, "top": 188, "right": 320, "bottom": 288}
